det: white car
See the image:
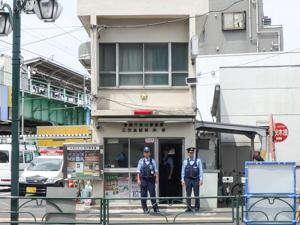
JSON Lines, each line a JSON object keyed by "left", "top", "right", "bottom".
{"left": 19, "top": 155, "right": 64, "bottom": 196}
{"left": 0, "top": 144, "right": 39, "bottom": 189}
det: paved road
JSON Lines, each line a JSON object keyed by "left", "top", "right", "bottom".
{"left": 0, "top": 191, "right": 237, "bottom": 225}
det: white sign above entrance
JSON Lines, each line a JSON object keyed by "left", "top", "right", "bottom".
{"left": 122, "top": 122, "right": 166, "bottom": 133}
{"left": 145, "top": 138, "right": 155, "bottom": 143}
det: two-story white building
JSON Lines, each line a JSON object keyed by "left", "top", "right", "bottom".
{"left": 77, "top": 0, "right": 211, "bottom": 200}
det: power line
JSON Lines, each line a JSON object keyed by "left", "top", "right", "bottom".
{"left": 22, "top": 25, "right": 83, "bottom": 31}
{"left": 197, "top": 48, "right": 300, "bottom": 78}
{"left": 53, "top": 23, "right": 85, "bottom": 43}
{"left": 0, "top": 39, "right": 89, "bottom": 76}
{"left": 0, "top": 27, "right": 84, "bottom": 52}
{"left": 100, "top": 97, "right": 192, "bottom": 114}
{"left": 22, "top": 27, "right": 84, "bottom": 46}
{"left": 21, "top": 29, "right": 81, "bottom": 60}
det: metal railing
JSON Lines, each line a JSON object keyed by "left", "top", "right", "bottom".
{"left": 0, "top": 196, "right": 103, "bottom": 225}
{"left": 102, "top": 196, "right": 238, "bottom": 225}
{"left": 0, "top": 195, "right": 298, "bottom": 225}
{"left": 22, "top": 79, "right": 91, "bottom": 107}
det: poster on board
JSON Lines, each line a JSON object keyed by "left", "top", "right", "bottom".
{"left": 64, "top": 143, "right": 103, "bottom": 180}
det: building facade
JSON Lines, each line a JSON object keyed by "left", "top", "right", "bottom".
{"left": 198, "top": 0, "right": 283, "bottom": 55}
{"left": 196, "top": 52, "right": 300, "bottom": 177}
{"left": 77, "top": 0, "right": 282, "bottom": 201}
{"left": 78, "top": 0, "right": 209, "bottom": 200}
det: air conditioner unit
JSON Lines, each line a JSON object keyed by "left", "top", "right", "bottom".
{"left": 78, "top": 42, "right": 91, "bottom": 69}
{"left": 186, "top": 77, "right": 197, "bottom": 86}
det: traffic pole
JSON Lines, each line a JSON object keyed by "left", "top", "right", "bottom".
{"left": 11, "top": 0, "right": 21, "bottom": 224}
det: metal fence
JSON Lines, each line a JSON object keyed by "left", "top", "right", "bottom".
{"left": 0, "top": 195, "right": 298, "bottom": 225}
{"left": 102, "top": 196, "right": 239, "bottom": 225}
{"left": 0, "top": 196, "right": 103, "bottom": 225}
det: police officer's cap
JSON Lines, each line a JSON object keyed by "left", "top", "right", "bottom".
{"left": 186, "top": 147, "right": 195, "bottom": 153}
{"left": 144, "top": 146, "right": 150, "bottom": 152}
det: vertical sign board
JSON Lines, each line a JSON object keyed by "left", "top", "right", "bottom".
{"left": 0, "top": 85, "right": 8, "bottom": 121}
{"left": 244, "top": 162, "right": 296, "bottom": 225}
{"left": 64, "top": 143, "right": 103, "bottom": 180}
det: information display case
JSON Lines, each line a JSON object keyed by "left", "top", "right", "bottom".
{"left": 64, "top": 143, "right": 104, "bottom": 180}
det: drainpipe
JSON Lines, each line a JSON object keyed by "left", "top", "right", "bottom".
{"left": 248, "top": 0, "right": 252, "bottom": 40}
{"left": 255, "top": 0, "right": 259, "bottom": 51}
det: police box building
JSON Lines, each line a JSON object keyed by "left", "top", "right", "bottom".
{"left": 76, "top": 0, "right": 280, "bottom": 205}
{"left": 77, "top": 0, "right": 218, "bottom": 202}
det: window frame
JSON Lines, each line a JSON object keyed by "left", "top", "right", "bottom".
{"left": 99, "top": 42, "right": 189, "bottom": 88}
{"left": 171, "top": 42, "right": 189, "bottom": 86}
{"left": 99, "top": 43, "right": 117, "bottom": 87}
{"left": 222, "top": 11, "right": 247, "bottom": 31}
{"left": 118, "top": 43, "right": 144, "bottom": 87}
{"left": 104, "top": 138, "right": 155, "bottom": 173}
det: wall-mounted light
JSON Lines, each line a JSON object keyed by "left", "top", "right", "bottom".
{"left": 190, "top": 35, "right": 199, "bottom": 60}
{"left": 140, "top": 93, "right": 148, "bottom": 101}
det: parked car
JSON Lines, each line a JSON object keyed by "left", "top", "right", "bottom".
{"left": 0, "top": 144, "right": 39, "bottom": 189}
{"left": 19, "top": 155, "right": 64, "bottom": 196}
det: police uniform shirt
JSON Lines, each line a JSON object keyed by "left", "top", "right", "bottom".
{"left": 137, "top": 157, "right": 158, "bottom": 173}
{"left": 181, "top": 158, "right": 203, "bottom": 181}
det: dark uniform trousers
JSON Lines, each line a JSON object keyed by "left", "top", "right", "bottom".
{"left": 141, "top": 177, "right": 158, "bottom": 210}
{"left": 185, "top": 178, "right": 200, "bottom": 209}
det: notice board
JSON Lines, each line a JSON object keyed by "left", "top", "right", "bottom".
{"left": 64, "top": 143, "right": 103, "bottom": 180}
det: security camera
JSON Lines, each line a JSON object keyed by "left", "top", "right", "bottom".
{"left": 96, "top": 122, "right": 102, "bottom": 130}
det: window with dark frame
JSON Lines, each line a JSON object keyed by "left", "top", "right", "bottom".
{"left": 99, "top": 44, "right": 116, "bottom": 87}
{"left": 222, "top": 11, "right": 246, "bottom": 31}
{"left": 104, "top": 138, "right": 155, "bottom": 169}
{"left": 99, "top": 43, "right": 188, "bottom": 87}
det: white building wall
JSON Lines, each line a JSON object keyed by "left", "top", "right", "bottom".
{"left": 77, "top": 0, "right": 209, "bottom": 17}
{"left": 98, "top": 19, "right": 188, "bottom": 43}
{"left": 220, "top": 66, "right": 300, "bottom": 163}
{"left": 196, "top": 52, "right": 300, "bottom": 121}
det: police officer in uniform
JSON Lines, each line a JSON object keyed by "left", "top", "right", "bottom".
{"left": 181, "top": 147, "right": 203, "bottom": 212}
{"left": 137, "top": 147, "right": 160, "bottom": 214}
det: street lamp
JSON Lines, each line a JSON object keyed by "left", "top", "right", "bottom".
{"left": 0, "top": 0, "right": 62, "bottom": 224}
{"left": 0, "top": 10, "right": 12, "bottom": 35}
{"left": 23, "top": 0, "right": 35, "bottom": 14}
{"left": 34, "top": 0, "right": 62, "bottom": 22}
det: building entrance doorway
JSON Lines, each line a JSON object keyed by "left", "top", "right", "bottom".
{"left": 159, "top": 139, "right": 182, "bottom": 198}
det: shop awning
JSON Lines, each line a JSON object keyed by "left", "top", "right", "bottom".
{"left": 195, "top": 121, "right": 269, "bottom": 158}
{"left": 195, "top": 121, "right": 268, "bottom": 137}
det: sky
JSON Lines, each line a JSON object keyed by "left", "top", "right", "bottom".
{"left": 0, "top": 0, "right": 89, "bottom": 74}
{"left": 0, "top": 0, "right": 299, "bottom": 75}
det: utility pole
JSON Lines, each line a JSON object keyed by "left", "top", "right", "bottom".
{"left": 0, "top": 1, "right": 62, "bottom": 224}
{"left": 11, "top": 0, "right": 20, "bottom": 223}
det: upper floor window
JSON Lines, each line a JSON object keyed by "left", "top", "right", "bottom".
{"left": 222, "top": 11, "right": 246, "bottom": 31}
{"left": 99, "top": 44, "right": 116, "bottom": 87}
{"left": 99, "top": 43, "right": 188, "bottom": 87}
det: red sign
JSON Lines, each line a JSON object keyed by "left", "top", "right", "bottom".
{"left": 274, "top": 123, "right": 289, "bottom": 143}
